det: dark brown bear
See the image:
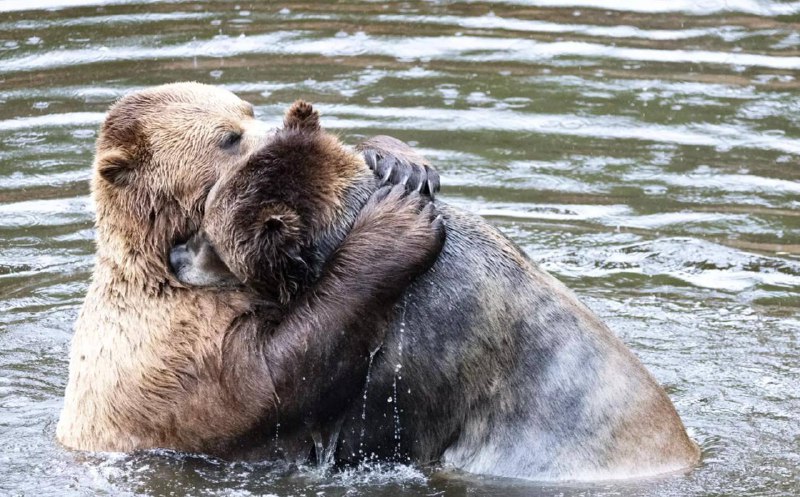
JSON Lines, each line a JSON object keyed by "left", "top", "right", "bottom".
{"left": 172, "top": 101, "right": 700, "bottom": 481}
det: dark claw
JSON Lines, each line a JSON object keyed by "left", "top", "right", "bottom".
{"left": 381, "top": 163, "right": 393, "bottom": 183}
{"left": 362, "top": 149, "right": 379, "bottom": 170}
{"left": 431, "top": 214, "right": 446, "bottom": 245}
{"left": 424, "top": 166, "right": 440, "bottom": 196}
{"left": 375, "top": 155, "right": 392, "bottom": 182}
{"left": 386, "top": 158, "right": 406, "bottom": 187}
{"left": 407, "top": 162, "right": 423, "bottom": 193}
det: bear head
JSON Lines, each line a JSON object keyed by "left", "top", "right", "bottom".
{"left": 171, "top": 100, "right": 374, "bottom": 303}
{"left": 91, "top": 82, "right": 268, "bottom": 283}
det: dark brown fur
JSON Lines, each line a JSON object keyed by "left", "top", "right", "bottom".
{"left": 175, "top": 100, "right": 700, "bottom": 480}
{"left": 191, "top": 103, "right": 446, "bottom": 454}
{"left": 165, "top": 102, "right": 446, "bottom": 455}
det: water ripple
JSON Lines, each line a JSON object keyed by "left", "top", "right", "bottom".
{"left": 0, "top": 112, "right": 105, "bottom": 131}
{"left": 4, "top": 32, "right": 800, "bottom": 76}
{"left": 320, "top": 104, "right": 800, "bottom": 154}
{"left": 1, "top": 2, "right": 799, "bottom": 496}
{"left": 474, "top": 0, "right": 800, "bottom": 16}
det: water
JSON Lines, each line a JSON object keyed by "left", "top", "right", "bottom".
{"left": 391, "top": 297, "right": 407, "bottom": 462}
{"left": 0, "top": 1, "right": 798, "bottom": 495}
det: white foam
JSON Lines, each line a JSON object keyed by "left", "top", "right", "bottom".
{"left": 376, "top": 14, "right": 745, "bottom": 41}
{"left": 318, "top": 104, "right": 800, "bottom": 155}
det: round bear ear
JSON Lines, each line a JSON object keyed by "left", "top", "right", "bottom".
{"left": 265, "top": 214, "right": 285, "bottom": 232}
{"left": 96, "top": 149, "right": 135, "bottom": 186}
{"left": 283, "top": 100, "right": 320, "bottom": 131}
{"left": 259, "top": 208, "right": 303, "bottom": 243}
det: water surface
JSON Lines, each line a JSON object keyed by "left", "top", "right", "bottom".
{"left": 0, "top": 1, "right": 798, "bottom": 496}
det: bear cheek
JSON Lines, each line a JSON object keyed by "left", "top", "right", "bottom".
{"left": 165, "top": 168, "right": 217, "bottom": 217}
{"left": 207, "top": 219, "right": 252, "bottom": 285}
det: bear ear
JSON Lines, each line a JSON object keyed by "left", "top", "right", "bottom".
{"left": 96, "top": 149, "right": 135, "bottom": 186}
{"left": 283, "top": 100, "right": 320, "bottom": 131}
{"left": 264, "top": 214, "right": 285, "bottom": 232}
{"left": 259, "top": 207, "right": 302, "bottom": 240}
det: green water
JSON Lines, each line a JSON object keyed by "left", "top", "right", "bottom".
{"left": 0, "top": 1, "right": 798, "bottom": 496}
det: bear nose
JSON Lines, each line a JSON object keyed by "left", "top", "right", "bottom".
{"left": 169, "top": 243, "right": 189, "bottom": 274}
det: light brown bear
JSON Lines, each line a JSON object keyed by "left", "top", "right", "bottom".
{"left": 173, "top": 101, "right": 701, "bottom": 481}
{"left": 56, "top": 83, "right": 442, "bottom": 456}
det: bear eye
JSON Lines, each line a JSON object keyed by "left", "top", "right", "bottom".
{"left": 220, "top": 131, "right": 242, "bottom": 149}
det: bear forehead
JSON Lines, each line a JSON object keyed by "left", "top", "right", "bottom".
{"left": 99, "top": 83, "right": 257, "bottom": 156}
{"left": 105, "top": 83, "right": 253, "bottom": 136}
{"left": 141, "top": 82, "right": 252, "bottom": 113}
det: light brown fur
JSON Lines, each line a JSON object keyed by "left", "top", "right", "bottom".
{"left": 57, "top": 83, "right": 269, "bottom": 452}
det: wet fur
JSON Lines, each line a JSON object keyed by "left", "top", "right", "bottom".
{"left": 334, "top": 206, "right": 700, "bottom": 479}
{"left": 191, "top": 102, "right": 701, "bottom": 480}
{"left": 57, "top": 84, "right": 444, "bottom": 456}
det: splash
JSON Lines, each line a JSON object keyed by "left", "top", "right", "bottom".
{"left": 357, "top": 347, "right": 379, "bottom": 459}
{"left": 310, "top": 416, "right": 344, "bottom": 472}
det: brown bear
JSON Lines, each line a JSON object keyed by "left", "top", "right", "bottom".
{"left": 56, "top": 82, "right": 443, "bottom": 456}
{"left": 173, "top": 101, "right": 701, "bottom": 481}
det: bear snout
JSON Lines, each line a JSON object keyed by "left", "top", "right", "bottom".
{"left": 169, "top": 242, "right": 191, "bottom": 278}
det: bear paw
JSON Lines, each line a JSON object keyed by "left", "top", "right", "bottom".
{"left": 358, "top": 135, "right": 441, "bottom": 199}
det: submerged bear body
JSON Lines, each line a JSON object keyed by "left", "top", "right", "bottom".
{"left": 333, "top": 205, "right": 698, "bottom": 480}
{"left": 168, "top": 101, "right": 700, "bottom": 481}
